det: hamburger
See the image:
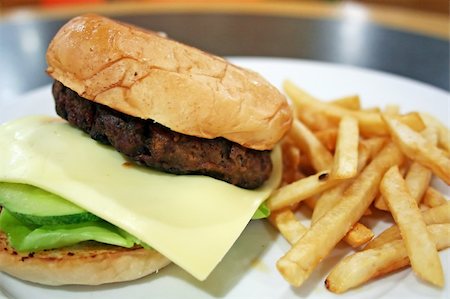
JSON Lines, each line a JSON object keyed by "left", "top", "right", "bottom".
{"left": 0, "top": 14, "right": 292, "bottom": 285}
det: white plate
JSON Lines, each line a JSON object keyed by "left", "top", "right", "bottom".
{"left": 0, "top": 57, "right": 449, "bottom": 299}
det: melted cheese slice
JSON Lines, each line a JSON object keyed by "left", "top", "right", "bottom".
{"left": 0, "top": 116, "right": 281, "bottom": 280}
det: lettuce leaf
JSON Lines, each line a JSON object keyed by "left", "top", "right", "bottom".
{"left": 251, "top": 202, "right": 270, "bottom": 220}
{"left": 0, "top": 209, "right": 138, "bottom": 252}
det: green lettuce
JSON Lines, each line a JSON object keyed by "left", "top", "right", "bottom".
{"left": 252, "top": 202, "right": 270, "bottom": 220}
{"left": 0, "top": 209, "right": 142, "bottom": 252}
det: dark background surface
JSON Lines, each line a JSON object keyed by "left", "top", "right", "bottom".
{"left": 0, "top": 13, "right": 448, "bottom": 101}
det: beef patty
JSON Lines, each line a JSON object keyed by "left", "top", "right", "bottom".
{"left": 52, "top": 81, "right": 272, "bottom": 189}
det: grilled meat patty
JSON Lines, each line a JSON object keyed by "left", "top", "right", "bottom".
{"left": 52, "top": 81, "right": 272, "bottom": 189}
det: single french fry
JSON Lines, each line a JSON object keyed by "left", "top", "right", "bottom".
{"left": 422, "top": 187, "right": 448, "bottom": 208}
{"left": 276, "top": 142, "right": 403, "bottom": 287}
{"left": 330, "top": 95, "right": 361, "bottom": 110}
{"left": 314, "top": 129, "right": 338, "bottom": 152}
{"left": 380, "top": 166, "right": 444, "bottom": 287}
{"left": 332, "top": 116, "right": 359, "bottom": 179}
{"left": 420, "top": 112, "right": 450, "bottom": 153}
{"left": 382, "top": 114, "right": 450, "bottom": 185}
{"left": 289, "top": 119, "right": 334, "bottom": 172}
{"left": 269, "top": 208, "right": 307, "bottom": 245}
{"left": 365, "top": 202, "right": 450, "bottom": 249}
{"left": 267, "top": 171, "right": 339, "bottom": 211}
{"left": 312, "top": 143, "right": 371, "bottom": 224}
{"left": 342, "top": 223, "right": 374, "bottom": 248}
{"left": 326, "top": 224, "right": 450, "bottom": 293}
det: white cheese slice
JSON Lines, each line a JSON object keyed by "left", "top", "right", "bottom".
{"left": 0, "top": 116, "right": 281, "bottom": 280}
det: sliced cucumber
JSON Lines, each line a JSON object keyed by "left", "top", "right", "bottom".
{"left": 10, "top": 211, "right": 99, "bottom": 226}
{"left": 0, "top": 182, "right": 99, "bottom": 225}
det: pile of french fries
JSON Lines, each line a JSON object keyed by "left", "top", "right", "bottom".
{"left": 267, "top": 80, "right": 450, "bottom": 293}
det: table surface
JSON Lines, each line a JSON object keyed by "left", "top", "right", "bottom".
{"left": 0, "top": 2, "right": 448, "bottom": 102}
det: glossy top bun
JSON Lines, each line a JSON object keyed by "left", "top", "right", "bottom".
{"left": 46, "top": 14, "right": 292, "bottom": 150}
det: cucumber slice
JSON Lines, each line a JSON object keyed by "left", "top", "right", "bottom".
{"left": 10, "top": 211, "right": 100, "bottom": 226}
{"left": 0, "top": 183, "right": 99, "bottom": 225}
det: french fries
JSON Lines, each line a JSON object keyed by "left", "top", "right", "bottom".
{"left": 276, "top": 142, "right": 403, "bottom": 287}
{"left": 382, "top": 114, "right": 450, "bottom": 184}
{"left": 269, "top": 208, "right": 307, "bottom": 244}
{"left": 312, "top": 143, "right": 371, "bottom": 224}
{"left": 375, "top": 161, "right": 432, "bottom": 211}
{"left": 266, "top": 80, "right": 449, "bottom": 294}
{"left": 374, "top": 127, "right": 436, "bottom": 210}
{"left": 284, "top": 80, "right": 388, "bottom": 136}
{"left": 420, "top": 112, "right": 450, "bottom": 153}
{"left": 423, "top": 187, "right": 448, "bottom": 208}
{"left": 342, "top": 223, "right": 374, "bottom": 248}
{"left": 380, "top": 166, "right": 444, "bottom": 287}
{"left": 364, "top": 202, "right": 450, "bottom": 249}
{"left": 289, "top": 119, "right": 334, "bottom": 172}
{"left": 360, "top": 137, "right": 386, "bottom": 158}
{"left": 284, "top": 81, "right": 425, "bottom": 136}
{"left": 314, "top": 129, "right": 338, "bottom": 152}
{"left": 266, "top": 170, "right": 339, "bottom": 211}
{"left": 330, "top": 95, "right": 361, "bottom": 110}
{"left": 331, "top": 116, "right": 359, "bottom": 179}
{"left": 326, "top": 224, "right": 450, "bottom": 293}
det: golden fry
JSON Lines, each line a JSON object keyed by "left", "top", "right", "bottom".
{"left": 269, "top": 208, "right": 307, "bottom": 245}
{"left": 312, "top": 143, "right": 371, "bottom": 224}
{"left": 330, "top": 95, "right": 361, "bottom": 110}
{"left": 289, "top": 119, "right": 334, "bottom": 172}
{"left": 382, "top": 114, "right": 450, "bottom": 184}
{"left": 360, "top": 137, "right": 387, "bottom": 159}
{"left": 332, "top": 116, "right": 359, "bottom": 179}
{"left": 326, "top": 224, "right": 450, "bottom": 293}
{"left": 365, "top": 202, "right": 450, "bottom": 249}
{"left": 397, "top": 112, "right": 426, "bottom": 132}
{"left": 297, "top": 106, "right": 338, "bottom": 131}
{"left": 267, "top": 171, "right": 339, "bottom": 211}
{"left": 374, "top": 127, "right": 436, "bottom": 210}
{"left": 276, "top": 142, "right": 403, "bottom": 287}
{"left": 284, "top": 80, "right": 387, "bottom": 136}
{"left": 380, "top": 166, "right": 444, "bottom": 287}
{"left": 342, "top": 223, "right": 374, "bottom": 248}
{"left": 314, "top": 129, "right": 338, "bottom": 152}
{"left": 422, "top": 187, "right": 448, "bottom": 208}
{"left": 420, "top": 112, "right": 450, "bottom": 153}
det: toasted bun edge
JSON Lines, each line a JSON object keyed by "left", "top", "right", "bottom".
{"left": 0, "top": 232, "right": 171, "bottom": 286}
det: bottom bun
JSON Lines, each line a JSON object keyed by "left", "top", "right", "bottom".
{"left": 0, "top": 232, "right": 171, "bottom": 285}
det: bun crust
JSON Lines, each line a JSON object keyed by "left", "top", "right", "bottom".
{"left": 46, "top": 14, "right": 292, "bottom": 150}
{"left": 0, "top": 232, "right": 170, "bottom": 286}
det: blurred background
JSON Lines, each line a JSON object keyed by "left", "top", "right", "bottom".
{"left": 0, "top": 0, "right": 448, "bottom": 102}
{"left": 1, "top": 0, "right": 448, "bottom": 14}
